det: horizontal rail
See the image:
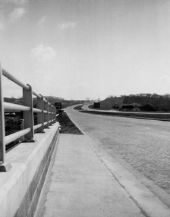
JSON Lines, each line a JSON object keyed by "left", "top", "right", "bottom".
{"left": 2, "top": 69, "right": 29, "bottom": 90}
{"left": 44, "top": 121, "right": 49, "bottom": 126}
{"left": 48, "top": 112, "right": 54, "bottom": 114}
{"left": 32, "top": 91, "right": 41, "bottom": 98}
{"left": 33, "top": 108, "right": 42, "bottom": 113}
{"left": 0, "top": 65, "right": 57, "bottom": 170}
{"left": 43, "top": 98, "right": 48, "bottom": 103}
{"left": 5, "top": 119, "right": 55, "bottom": 146}
{"left": 33, "top": 123, "right": 42, "bottom": 131}
{"left": 5, "top": 128, "right": 31, "bottom": 145}
{"left": 4, "top": 103, "right": 47, "bottom": 113}
{"left": 4, "top": 102, "right": 30, "bottom": 112}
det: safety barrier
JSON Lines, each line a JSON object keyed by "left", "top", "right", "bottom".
{"left": 0, "top": 64, "right": 56, "bottom": 171}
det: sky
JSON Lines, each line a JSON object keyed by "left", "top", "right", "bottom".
{"left": 0, "top": 0, "right": 170, "bottom": 100}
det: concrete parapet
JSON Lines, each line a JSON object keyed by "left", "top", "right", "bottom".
{"left": 0, "top": 122, "right": 60, "bottom": 217}
{"left": 81, "top": 108, "right": 170, "bottom": 121}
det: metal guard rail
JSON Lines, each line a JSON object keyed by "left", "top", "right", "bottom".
{"left": 0, "top": 65, "right": 57, "bottom": 171}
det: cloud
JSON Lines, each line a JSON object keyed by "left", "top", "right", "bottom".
{"left": 31, "top": 44, "right": 56, "bottom": 62}
{"left": 9, "top": 7, "right": 26, "bottom": 22}
{"left": 160, "top": 74, "right": 170, "bottom": 83}
{"left": 0, "top": 20, "right": 4, "bottom": 30}
{"left": 38, "top": 16, "right": 47, "bottom": 27}
{"left": 12, "top": 0, "right": 28, "bottom": 4}
{"left": 58, "top": 22, "right": 77, "bottom": 30}
{"left": 0, "top": 15, "right": 5, "bottom": 31}
{"left": 160, "top": 74, "right": 170, "bottom": 87}
{"left": 1, "top": 0, "right": 28, "bottom": 4}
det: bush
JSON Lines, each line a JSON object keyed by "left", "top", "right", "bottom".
{"left": 140, "top": 104, "right": 156, "bottom": 112}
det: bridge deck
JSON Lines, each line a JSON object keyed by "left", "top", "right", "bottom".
{"left": 35, "top": 134, "right": 145, "bottom": 217}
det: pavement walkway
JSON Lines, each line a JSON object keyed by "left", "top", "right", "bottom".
{"left": 36, "top": 134, "right": 147, "bottom": 217}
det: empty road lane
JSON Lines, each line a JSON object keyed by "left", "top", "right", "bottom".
{"left": 66, "top": 107, "right": 170, "bottom": 196}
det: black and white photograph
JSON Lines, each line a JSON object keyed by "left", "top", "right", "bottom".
{"left": 0, "top": 0, "right": 170, "bottom": 216}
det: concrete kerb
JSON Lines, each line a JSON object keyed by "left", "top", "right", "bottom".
{"left": 81, "top": 106, "right": 170, "bottom": 121}
{"left": 65, "top": 108, "right": 170, "bottom": 217}
{"left": 0, "top": 122, "right": 60, "bottom": 217}
{"left": 34, "top": 130, "right": 60, "bottom": 217}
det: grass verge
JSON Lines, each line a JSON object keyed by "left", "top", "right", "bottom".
{"left": 56, "top": 111, "right": 83, "bottom": 135}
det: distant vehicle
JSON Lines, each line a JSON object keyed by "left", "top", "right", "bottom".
{"left": 93, "top": 102, "right": 100, "bottom": 109}
{"left": 54, "top": 102, "right": 63, "bottom": 114}
{"left": 55, "top": 102, "right": 62, "bottom": 109}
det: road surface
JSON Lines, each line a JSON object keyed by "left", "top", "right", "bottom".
{"left": 66, "top": 107, "right": 170, "bottom": 196}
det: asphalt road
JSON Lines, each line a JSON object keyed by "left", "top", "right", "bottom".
{"left": 66, "top": 107, "right": 170, "bottom": 195}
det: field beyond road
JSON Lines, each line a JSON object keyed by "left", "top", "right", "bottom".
{"left": 66, "top": 106, "right": 170, "bottom": 197}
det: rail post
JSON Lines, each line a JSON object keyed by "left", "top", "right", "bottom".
{"left": 44, "top": 100, "right": 49, "bottom": 128}
{"left": 48, "top": 102, "right": 50, "bottom": 126}
{"left": 0, "top": 64, "right": 6, "bottom": 171}
{"left": 48, "top": 105, "right": 51, "bottom": 125}
{"left": 51, "top": 106, "right": 54, "bottom": 124}
{"left": 0, "top": 64, "right": 11, "bottom": 171}
{"left": 23, "top": 84, "right": 34, "bottom": 141}
{"left": 50, "top": 105, "right": 53, "bottom": 124}
{"left": 37, "top": 95, "right": 45, "bottom": 133}
{"left": 53, "top": 107, "right": 56, "bottom": 124}
{"left": 19, "top": 119, "right": 25, "bottom": 142}
{"left": 50, "top": 105, "right": 52, "bottom": 125}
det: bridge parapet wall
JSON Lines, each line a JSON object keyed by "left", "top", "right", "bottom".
{"left": 0, "top": 122, "right": 59, "bottom": 217}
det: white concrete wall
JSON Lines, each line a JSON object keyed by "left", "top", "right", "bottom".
{"left": 0, "top": 122, "right": 59, "bottom": 217}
